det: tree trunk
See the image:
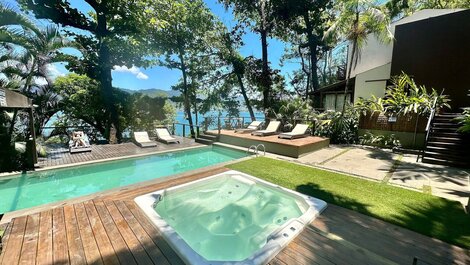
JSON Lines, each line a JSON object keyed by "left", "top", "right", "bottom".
{"left": 304, "top": 14, "right": 319, "bottom": 94}
{"left": 178, "top": 48, "right": 195, "bottom": 138}
{"left": 260, "top": 29, "right": 271, "bottom": 113}
{"left": 342, "top": 39, "right": 357, "bottom": 114}
{"left": 236, "top": 73, "right": 256, "bottom": 121}
{"left": 96, "top": 10, "right": 120, "bottom": 143}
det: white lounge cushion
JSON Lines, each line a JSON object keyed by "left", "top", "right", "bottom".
{"left": 133, "top": 131, "right": 152, "bottom": 143}
{"left": 265, "top": 121, "right": 281, "bottom": 132}
{"left": 247, "top": 121, "right": 263, "bottom": 130}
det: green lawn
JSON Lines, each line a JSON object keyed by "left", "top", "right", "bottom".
{"left": 228, "top": 157, "right": 470, "bottom": 249}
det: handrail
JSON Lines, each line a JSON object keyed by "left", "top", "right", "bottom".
{"left": 247, "top": 145, "right": 258, "bottom": 156}
{"left": 256, "top": 144, "right": 266, "bottom": 156}
{"left": 418, "top": 97, "right": 438, "bottom": 162}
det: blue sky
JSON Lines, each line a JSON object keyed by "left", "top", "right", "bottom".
{"left": 4, "top": 0, "right": 296, "bottom": 91}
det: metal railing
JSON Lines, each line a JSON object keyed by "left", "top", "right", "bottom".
{"left": 246, "top": 144, "right": 266, "bottom": 157}
{"left": 171, "top": 122, "right": 201, "bottom": 138}
{"left": 417, "top": 98, "right": 438, "bottom": 162}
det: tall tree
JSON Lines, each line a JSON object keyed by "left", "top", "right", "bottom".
{"left": 220, "top": 0, "right": 277, "bottom": 112}
{"left": 217, "top": 28, "right": 256, "bottom": 121}
{"left": 325, "top": 0, "right": 393, "bottom": 114}
{"left": 149, "top": 0, "right": 217, "bottom": 137}
{"left": 272, "top": 0, "right": 333, "bottom": 96}
{"left": 19, "top": 0, "right": 151, "bottom": 142}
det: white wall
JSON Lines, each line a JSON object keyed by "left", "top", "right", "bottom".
{"left": 353, "top": 63, "right": 391, "bottom": 102}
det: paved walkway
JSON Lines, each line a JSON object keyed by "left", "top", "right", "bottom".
{"left": 295, "top": 145, "right": 470, "bottom": 206}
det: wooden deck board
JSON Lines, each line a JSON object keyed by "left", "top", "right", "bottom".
{"left": 18, "top": 214, "right": 39, "bottom": 265}
{"left": 37, "top": 138, "right": 201, "bottom": 169}
{"left": 1, "top": 167, "right": 470, "bottom": 265}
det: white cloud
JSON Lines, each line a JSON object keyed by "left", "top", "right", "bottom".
{"left": 47, "top": 64, "right": 66, "bottom": 79}
{"left": 113, "top": 65, "right": 149, "bottom": 80}
{"left": 136, "top": 72, "right": 149, "bottom": 80}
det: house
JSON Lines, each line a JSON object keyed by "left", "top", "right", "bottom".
{"left": 313, "top": 9, "right": 470, "bottom": 111}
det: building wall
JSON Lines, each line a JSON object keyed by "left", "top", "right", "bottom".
{"left": 390, "top": 9, "right": 470, "bottom": 109}
{"left": 347, "top": 9, "right": 465, "bottom": 78}
{"left": 353, "top": 63, "right": 391, "bottom": 102}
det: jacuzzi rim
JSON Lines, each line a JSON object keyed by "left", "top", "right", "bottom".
{"left": 134, "top": 170, "right": 327, "bottom": 265}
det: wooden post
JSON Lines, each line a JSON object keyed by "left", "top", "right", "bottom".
{"left": 182, "top": 125, "right": 185, "bottom": 138}
{"left": 28, "top": 106, "right": 38, "bottom": 165}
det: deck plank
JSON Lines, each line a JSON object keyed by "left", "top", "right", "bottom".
{"left": 36, "top": 210, "right": 53, "bottom": 265}
{"left": 83, "top": 201, "right": 120, "bottom": 265}
{"left": 104, "top": 201, "right": 154, "bottom": 265}
{"left": 74, "top": 203, "right": 103, "bottom": 265}
{"left": 114, "top": 201, "right": 170, "bottom": 265}
{"left": 63, "top": 205, "right": 86, "bottom": 265}
{"left": 0, "top": 221, "right": 13, "bottom": 264}
{"left": 18, "top": 214, "right": 39, "bottom": 265}
{"left": 124, "top": 201, "right": 185, "bottom": 265}
{"left": 93, "top": 200, "right": 137, "bottom": 265}
{"left": 1, "top": 216, "right": 27, "bottom": 265}
{"left": 52, "top": 207, "right": 69, "bottom": 265}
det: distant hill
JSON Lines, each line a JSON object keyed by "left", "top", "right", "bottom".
{"left": 120, "top": 88, "right": 181, "bottom": 98}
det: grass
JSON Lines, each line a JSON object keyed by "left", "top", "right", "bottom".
{"left": 228, "top": 157, "right": 470, "bottom": 249}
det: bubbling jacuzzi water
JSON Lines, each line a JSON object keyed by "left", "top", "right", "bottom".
{"left": 155, "top": 176, "right": 305, "bottom": 261}
{"left": 135, "top": 171, "right": 327, "bottom": 265}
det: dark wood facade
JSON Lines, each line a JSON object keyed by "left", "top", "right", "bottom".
{"left": 390, "top": 10, "right": 470, "bottom": 110}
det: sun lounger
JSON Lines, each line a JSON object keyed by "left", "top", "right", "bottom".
{"left": 133, "top": 131, "right": 157, "bottom": 148}
{"left": 155, "top": 127, "right": 180, "bottom": 144}
{"left": 278, "top": 124, "right": 310, "bottom": 139}
{"left": 69, "top": 131, "right": 92, "bottom": 153}
{"left": 251, "top": 121, "right": 281, "bottom": 136}
{"left": 234, "top": 121, "right": 263, "bottom": 133}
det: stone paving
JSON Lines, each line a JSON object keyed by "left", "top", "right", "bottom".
{"left": 295, "top": 145, "right": 470, "bottom": 207}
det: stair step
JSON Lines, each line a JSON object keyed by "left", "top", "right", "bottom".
{"left": 198, "top": 134, "right": 217, "bottom": 140}
{"left": 432, "top": 122, "right": 460, "bottom": 127}
{"left": 425, "top": 146, "right": 469, "bottom": 154}
{"left": 423, "top": 151, "right": 470, "bottom": 161}
{"left": 429, "top": 131, "right": 462, "bottom": 137}
{"left": 426, "top": 141, "right": 462, "bottom": 148}
{"left": 195, "top": 138, "right": 213, "bottom": 145}
{"left": 422, "top": 157, "right": 469, "bottom": 168}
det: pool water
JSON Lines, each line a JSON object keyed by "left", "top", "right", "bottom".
{"left": 154, "top": 175, "right": 305, "bottom": 262}
{"left": 0, "top": 146, "right": 246, "bottom": 213}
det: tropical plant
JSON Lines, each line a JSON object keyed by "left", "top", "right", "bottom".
{"left": 271, "top": 98, "right": 316, "bottom": 130}
{"left": 455, "top": 108, "right": 470, "bottom": 134}
{"left": 324, "top": 0, "right": 394, "bottom": 114}
{"left": 314, "top": 105, "right": 359, "bottom": 144}
{"left": 354, "top": 73, "right": 451, "bottom": 116}
{"left": 386, "top": 0, "right": 470, "bottom": 19}
{"left": 359, "top": 131, "right": 400, "bottom": 148}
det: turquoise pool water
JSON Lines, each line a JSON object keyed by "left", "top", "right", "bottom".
{"left": 0, "top": 146, "right": 246, "bottom": 214}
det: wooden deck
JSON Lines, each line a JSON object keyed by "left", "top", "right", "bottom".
{"left": 37, "top": 137, "right": 201, "bottom": 169}
{"left": 1, "top": 168, "right": 469, "bottom": 265}
{"left": 208, "top": 130, "right": 330, "bottom": 158}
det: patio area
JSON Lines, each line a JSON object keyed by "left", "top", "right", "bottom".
{"left": 293, "top": 145, "right": 470, "bottom": 206}
{"left": 37, "top": 137, "right": 202, "bottom": 169}
{"left": 1, "top": 167, "right": 469, "bottom": 265}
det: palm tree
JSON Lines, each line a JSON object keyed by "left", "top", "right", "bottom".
{"left": 325, "top": 0, "right": 394, "bottom": 114}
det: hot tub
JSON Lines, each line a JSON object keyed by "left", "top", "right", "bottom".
{"left": 135, "top": 170, "right": 327, "bottom": 265}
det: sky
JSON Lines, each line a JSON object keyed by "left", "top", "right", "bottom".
{"left": 4, "top": 0, "right": 297, "bottom": 91}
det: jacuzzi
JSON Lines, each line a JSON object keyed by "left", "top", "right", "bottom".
{"left": 135, "top": 170, "right": 327, "bottom": 265}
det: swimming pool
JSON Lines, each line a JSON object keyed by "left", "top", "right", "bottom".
{"left": 135, "top": 170, "right": 327, "bottom": 265}
{"left": 0, "top": 146, "right": 247, "bottom": 214}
